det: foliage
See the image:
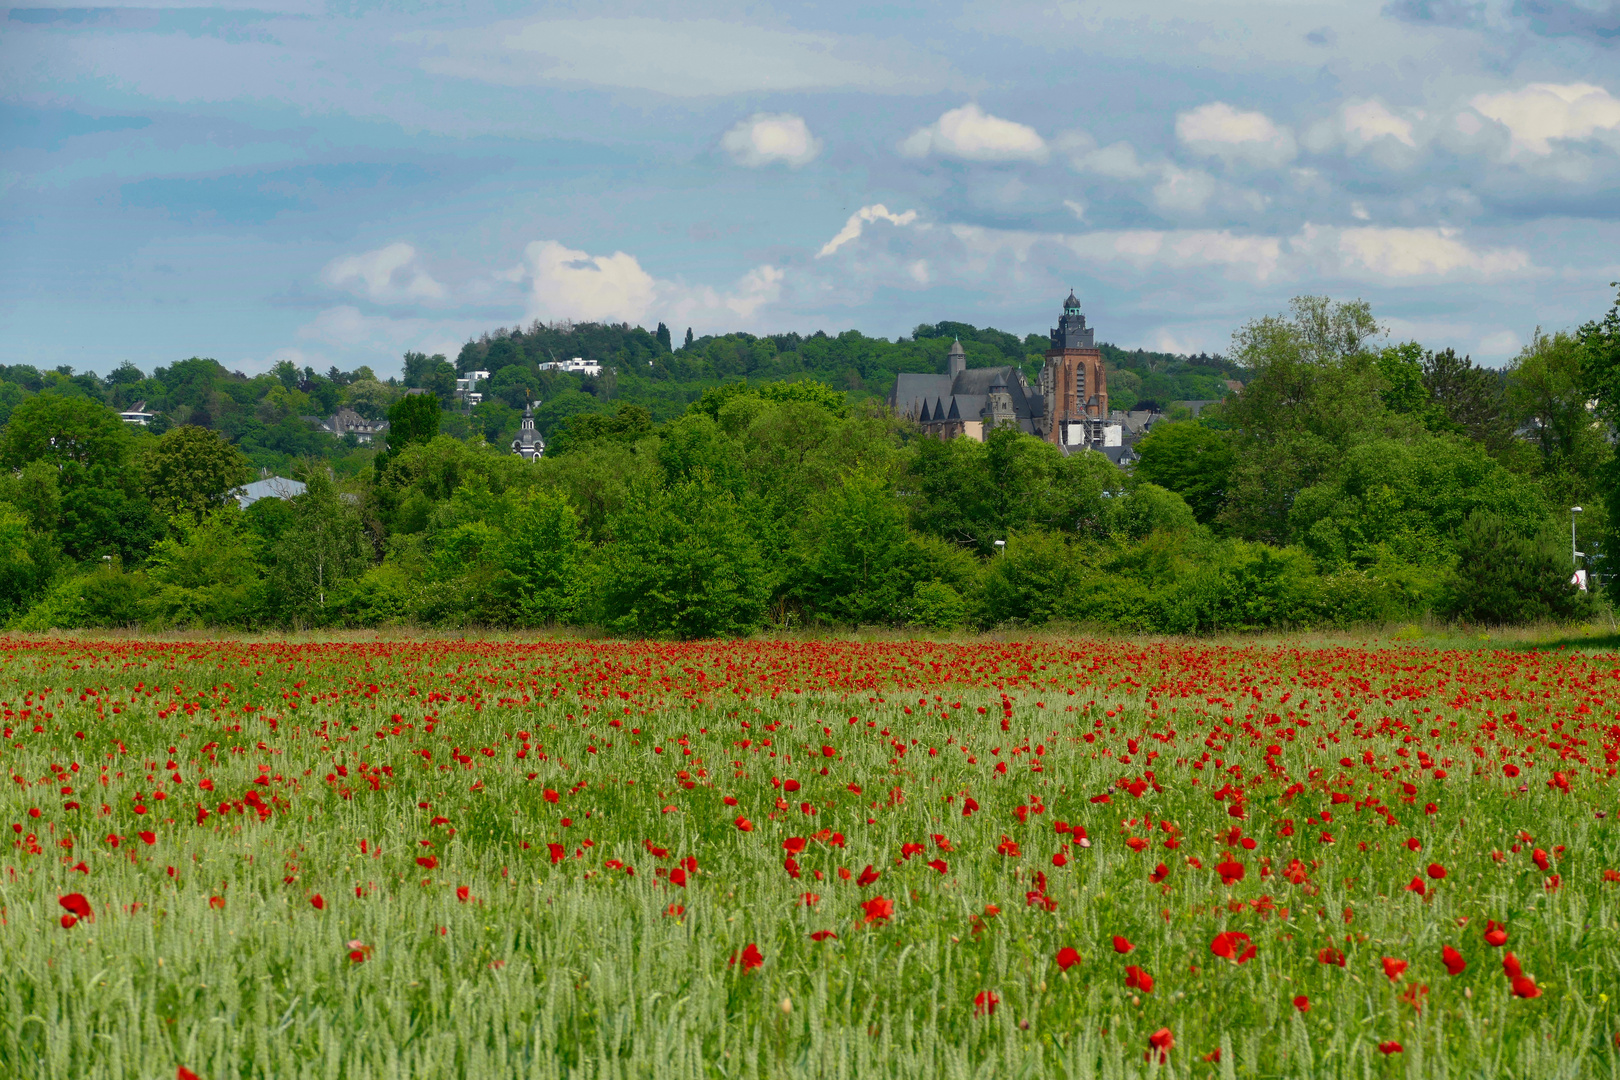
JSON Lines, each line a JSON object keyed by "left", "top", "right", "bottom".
{"left": 1439, "top": 511, "right": 1587, "bottom": 625}
{"left": 139, "top": 425, "right": 252, "bottom": 525}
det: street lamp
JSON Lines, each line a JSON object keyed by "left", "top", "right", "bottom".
{"left": 994, "top": 540, "right": 1006, "bottom": 554}
{"left": 1572, "top": 506, "right": 1583, "bottom": 567}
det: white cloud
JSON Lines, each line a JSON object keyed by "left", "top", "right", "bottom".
{"left": 1476, "top": 330, "right": 1522, "bottom": 356}
{"left": 1060, "top": 132, "right": 1154, "bottom": 179}
{"left": 415, "top": 18, "right": 950, "bottom": 98}
{"left": 1148, "top": 328, "right": 1204, "bottom": 355}
{"left": 817, "top": 204, "right": 920, "bottom": 258}
{"left": 510, "top": 240, "right": 783, "bottom": 329}
{"left": 1063, "top": 199, "right": 1087, "bottom": 221}
{"left": 1152, "top": 165, "right": 1219, "bottom": 213}
{"left": 1341, "top": 100, "right": 1418, "bottom": 148}
{"left": 1293, "top": 224, "right": 1532, "bottom": 279}
{"left": 721, "top": 113, "right": 822, "bottom": 168}
{"left": 1470, "top": 83, "right": 1620, "bottom": 155}
{"left": 1175, "top": 102, "right": 1296, "bottom": 166}
{"left": 899, "top": 104, "right": 1048, "bottom": 162}
{"left": 947, "top": 224, "right": 1287, "bottom": 282}
{"left": 321, "top": 242, "right": 445, "bottom": 304}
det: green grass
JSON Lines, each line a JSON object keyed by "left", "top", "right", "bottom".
{"left": 0, "top": 636, "right": 1616, "bottom": 1078}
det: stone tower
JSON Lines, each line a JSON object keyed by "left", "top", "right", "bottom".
{"left": 947, "top": 338, "right": 966, "bottom": 381}
{"left": 1040, "top": 291, "right": 1107, "bottom": 447}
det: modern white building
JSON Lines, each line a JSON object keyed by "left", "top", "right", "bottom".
{"left": 537, "top": 357, "right": 601, "bottom": 377}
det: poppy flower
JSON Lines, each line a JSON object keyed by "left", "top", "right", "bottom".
{"left": 1293, "top": 995, "right": 1309, "bottom": 1013}
{"left": 1441, "top": 946, "right": 1466, "bottom": 975}
{"left": 347, "top": 939, "right": 372, "bottom": 962}
{"left": 1381, "top": 957, "right": 1408, "bottom": 982}
{"left": 548, "top": 843, "right": 566, "bottom": 865}
{"left": 416, "top": 855, "right": 438, "bottom": 870}
{"left": 664, "top": 903, "right": 685, "bottom": 918}
{"left": 1317, "top": 947, "right": 1346, "bottom": 967}
{"left": 1052, "top": 851, "right": 1069, "bottom": 867}
{"left": 1146, "top": 1027, "right": 1172, "bottom": 1064}
{"left": 1216, "top": 857, "right": 1245, "bottom": 885}
{"left": 974, "top": 990, "right": 998, "bottom": 1016}
{"left": 1379, "top": 1041, "right": 1403, "bottom": 1055}
{"left": 1427, "top": 862, "right": 1447, "bottom": 880}
{"left": 543, "top": 789, "right": 559, "bottom": 804}
{"left": 1511, "top": 975, "right": 1541, "bottom": 999}
{"left": 1503, "top": 952, "right": 1522, "bottom": 979}
{"left": 59, "top": 893, "right": 91, "bottom": 920}
{"left": 1125, "top": 965, "right": 1154, "bottom": 993}
{"left": 861, "top": 895, "right": 894, "bottom": 923}
{"left": 209, "top": 896, "right": 225, "bottom": 910}
{"left": 856, "top": 865, "right": 880, "bottom": 887}
{"left": 1484, "top": 920, "right": 1508, "bottom": 947}
{"left": 455, "top": 886, "right": 471, "bottom": 902}
{"left": 730, "top": 943, "right": 764, "bottom": 971}
{"left": 783, "top": 837, "right": 807, "bottom": 855}
{"left": 1533, "top": 848, "right": 1550, "bottom": 871}
{"left": 1113, "top": 935, "right": 1134, "bottom": 954}
{"left": 1149, "top": 863, "right": 1170, "bottom": 884}
{"left": 1055, "top": 946, "right": 1081, "bottom": 971}
{"left": 669, "top": 868, "right": 687, "bottom": 888}
{"left": 1211, "top": 931, "right": 1256, "bottom": 964}
{"left": 734, "top": 817, "right": 753, "bottom": 832}
{"left": 138, "top": 831, "right": 156, "bottom": 845}
{"left": 179, "top": 1068, "right": 200, "bottom": 1080}
{"left": 311, "top": 894, "right": 325, "bottom": 910}
{"left": 926, "top": 859, "right": 948, "bottom": 874}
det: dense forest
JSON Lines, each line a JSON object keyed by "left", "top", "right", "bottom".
{"left": 0, "top": 290, "right": 1614, "bottom": 636}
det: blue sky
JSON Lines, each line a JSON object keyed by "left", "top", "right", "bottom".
{"left": 3, "top": 0, "right": 1618, "bottom": 379}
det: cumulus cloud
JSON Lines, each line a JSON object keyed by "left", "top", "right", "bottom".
{"left": 509, "top": 240, "right": 782, "bottom": 328}
{"left": 1293, "top": 223, "right": 1532, "bottom": 278}
{"left": 321, "top": 242, "right": 445, "bottom": 304}
{"left": 721, "top": 113, "right": 822, "bottom": 167}
{"left": 1175, "top": 102, "right": 1297, "bottom": 166}
{"left": 1469, "top": 82, "right": 1620, "bottom": 155}
{"left": 817, "top": 204, "right": 920, "bottom": 258}
{"left": 1152, "top": 165, "right": 1220, "bottom": 213}
{"left": 1058, "top": 132, "right": 1154, "bottom": 179}
{"left": 1342, "top": 100, "right": 1419, "bottom": 148}
{"left": 899, "top": 104, "right": 1048, "bottom": 162}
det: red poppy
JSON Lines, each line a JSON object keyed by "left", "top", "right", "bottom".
{"left": 1533, "top": 848, "right": 1550, "bottom": 872}
{"left": 1317, "top": 946, "right": 1346, "bottom": 967}
{"left": 1484, "top": 920, "right": 1508, "bottom": 946}
{"left": 543, "top": 789, "right": 559, "bottom": 804}
{"left": 348, "top": 939, "right": 372, "bottom": 963}
{"left": 974, "top": 990, "right": 998, "bottom": 1016}
{"left": 734, "top": 816, "right": 753, "bottom": 832}
{"left": 783, "top": 837, "right": 807, "bottom": 854}
{"left": 1052, "top": 851, "right": 1068, "bottom": 867}
{"left": 1125, "top": 965, "right": 1154, "bottom": 993}
{"left": 1146, "top": 1028, "right": 1172, "bottom": 1064}
{"left": 1293, "top": 995, "right": 1309, "bottom": 1013}
{"left": 1211, "top": 931, "right": 1257, "bottom": 964}
{"left": 1441, "top": 946, "right": 1466, "bottom": 975}
{"left": 455, "top": 886, "right": 471, "bottom": 902}
{"left": 1113, "top": 934, "right": 1134, "bottom": 954}
{"left": 1381, "top": 957, "right": 1408, "bottom": 982}
{"left": 138, "top": 831, "right": 156, "bottom": 845}
{"left": 548, "top": 843, "right": 566, "bottom": 865}
{"left": 209, "top": 896, "right": 225, "bottom": 909}
{"left": 1149, "top": 862, "right": 1169, "bottom": 884}
{"left": 809, "top": 930, "right": 837, "bottom": 941}
{"left": 58, "top": 893, "right": 91, "bottom": 920}
{"left": 179, "top": 1068, "right": 200, "bottom": 1080}
{"left": 856, "top": 865, "right": 880, "bottom": 887}
{"left": 1055, "top": 946, "right": 1081, "bottom": 971}
{"left": 1405, "top": 877, "right": 1427, "bottom": 896}
{"left": 1379, "top": 1041, "right": 1403, "bottom": 1055}
{"left": 669, "top": 868, "right": 687, "bottom": 887}
{"left": 1426, "top": 862, "right": 1447, "bottom": 880}
{"left": 730, "top": 943, "right": 764, "bottom": 971}
{"left": 311, "top": 894, "right": 325, "bottom": 911}
{"left": 1511, "top": 975, "right": 1541, "bottom": 999}
{"left": 926, "top": 858, "right": 948, "bottom": 874}
{"left": 861, "top": 895, "right": 894, "bottom": 923}
{"left": 1503, "top": 952, "right": 1522, "bottom": 979}
{"left": 1216, "top": 857, "right": 1245, "bottom": 885}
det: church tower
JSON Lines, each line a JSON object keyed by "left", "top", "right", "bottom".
{"left": 1040, "top": 291, "right": 1107, "bottom": 447}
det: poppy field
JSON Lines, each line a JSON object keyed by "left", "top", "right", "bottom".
{"left": 1, "top": 636, "right": 1618, "bottom": 1079}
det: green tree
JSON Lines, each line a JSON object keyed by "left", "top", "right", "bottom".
{"left": 1507, "top": 329, "right": 1611, "bottom": 508}
{"left": 591, "top": 476, "right": 768, "bottom": 639}
{"left": 1439, "top": 511, "right": 1585, "bottom": 625}
{"left": 0, "top": 502, "right": 59, "bottom": 620}
{"left": 265, "top": 469, "right": 371, "bottom": 620}
{"left": 403, "top": 352, "right": 457, "bottom": 402}
{"left": 792, "top": 472, "right": 922, "bottom": 625}
{"left": 1422, "top": 347, "right": 1513, "bottom": 452}
{"left": 548, "top": 403, "right": 654, "bottom": 457}
{"left": 1218, "top": 296, "right": 1402, "bottom": 543}
{"left": 499, "top": 488, "right": 582, "bottom": 625}
{"left": 1132, "top": 421, "right": 1234, "bottom": 525}
{"left": 379, "top": 393, "right": 443, "bottom": 470}
{"left": 0, "top": 394, "right": 158, "bottom": 560}
{"left": 143, "top": 509, "right": 264, "bottom": 626}
{"left": 1579, "top": 284, "right": 1620, "bottom": 582}
{"left": 140, "top": 425, "right": 252, "bottom": 525}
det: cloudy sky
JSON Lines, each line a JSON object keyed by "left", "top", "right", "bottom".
{"left": 3, "top": 0, "right": 1619, "bottom": 378}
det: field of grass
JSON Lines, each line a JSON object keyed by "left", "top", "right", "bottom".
{"left": 0, "top": 634, "right": 1617, "bottom": 1079}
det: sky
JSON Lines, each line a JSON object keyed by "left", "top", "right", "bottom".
{"left": 2, "top": 0, "right": 1619, "bottom": 380}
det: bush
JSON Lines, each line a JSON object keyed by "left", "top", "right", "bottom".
{"left": 1438, "top": 511, "right": 1586, "bottom": 624}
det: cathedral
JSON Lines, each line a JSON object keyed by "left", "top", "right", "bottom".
{"left": 888, "top": 292, "right": 1119, "bottom": 452}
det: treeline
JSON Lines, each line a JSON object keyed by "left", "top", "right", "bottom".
{"left": 1, "top": 292, "right": 1614, "bottom": 636}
